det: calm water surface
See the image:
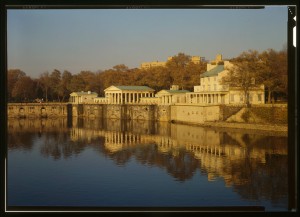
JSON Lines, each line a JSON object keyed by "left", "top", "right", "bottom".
{"left": 7, "top": 118, "right": 288, "bottom": 210}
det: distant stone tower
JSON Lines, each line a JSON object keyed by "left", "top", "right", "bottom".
{"left": 216, "top": 54, "right": 222, "bottom": 63}
{"left": 170, "top": 85, "right": 179, "bottom": 90}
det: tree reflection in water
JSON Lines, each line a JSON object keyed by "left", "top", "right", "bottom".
{"left": 7, "top": 117, "right": 288, "bottom": 206}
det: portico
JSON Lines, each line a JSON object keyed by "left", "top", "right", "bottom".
{"left": 104, "top": 86, "right": 155, "bottom": 104}
{"left": 186, "top": 92, "right": 227, "bottom": 104}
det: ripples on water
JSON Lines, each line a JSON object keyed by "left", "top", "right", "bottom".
{"left": 7, "top": 118, "right": 289, "bottom": 210}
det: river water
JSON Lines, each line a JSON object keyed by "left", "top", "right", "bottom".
{"left": 7, "top": 118, "right": 289, "bottom": 211}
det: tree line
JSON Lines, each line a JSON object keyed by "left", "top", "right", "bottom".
{"left": 7, "top": 50, "right": 287, "bottom": 103}
{"left": 222, "top": 48, "right": 287, "bottom": 104}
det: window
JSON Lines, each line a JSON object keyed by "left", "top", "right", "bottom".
{"left": 249, "top": 94, "right": 253, "bottom": 102}
{"left": 258, "top": 94, "right": 262, "bottom": 101}
{"left": 214, "top": 84, "right": 217, "bottom": 91}
{"left": 230, "top": 94, "right": 235, "bottom": 102}
{"left": 203, "top": 85, "right": 205, "bottom": 91}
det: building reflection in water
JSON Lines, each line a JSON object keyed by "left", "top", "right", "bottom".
{"left": 7, "top": 117, "right": 288, "bottom": 206}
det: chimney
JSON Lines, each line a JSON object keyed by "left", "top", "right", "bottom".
{"left": 170, "top": 85, "right": 179, "bottom": 90}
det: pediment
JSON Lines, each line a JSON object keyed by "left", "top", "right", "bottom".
{"left": 104, "top": 85, "right": 122, "bottom": 92}
{"left": 156, "top": 90, "right": 171, "bottom": 95}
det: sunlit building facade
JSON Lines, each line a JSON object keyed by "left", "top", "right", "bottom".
{"left": 69, "top": 91, "right": 98, "bottom": 104}
{"left": 189, "top": 54, "right": 265, "bottom": 105}
{"left": 140, "top": 55, "right": 205, "bottom": 69}
{"left": 94, "top": 85, "right": 155, "bottom": 104}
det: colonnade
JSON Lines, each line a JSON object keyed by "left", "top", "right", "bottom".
{"left": 186, "top": 93, "right": 225, "bottom": 104}
{"left": 160, "top": 95, "right": 173, "bottom": 105}
{"left": 69, "top": 95, "right": 82, "bottom": 103}
{"left": 106, "top": 92, "right": 155, "bottom": 104}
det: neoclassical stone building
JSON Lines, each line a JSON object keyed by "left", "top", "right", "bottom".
{"left": 94, "top": 85, "right": 155, "bottom": 104}
{"left": 70, "top": 54, "right": 265, "bottom": 106}
{"left": 69, "top": 91, "right": 98, "bottom": 104}
{"left": 140, "top": 55, "right": 205, "bottom": 69}
{"left": 156, "top": 85, "right": 190, "bottom": 105}
{"left": 189, "top": 55, "right": 265, "bottom": 105}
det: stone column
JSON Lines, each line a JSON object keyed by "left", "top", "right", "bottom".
{"left": 125, "top": 92, "right": 127, "bottom": 104}
{"left": 128, "top": 93, "right": 131, "bottom": 103}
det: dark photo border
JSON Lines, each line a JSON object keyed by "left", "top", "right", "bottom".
{"left": 1, "top": 0, "right": 298, "bottom": 215}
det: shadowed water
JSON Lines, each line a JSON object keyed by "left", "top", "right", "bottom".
{"left": 7, "top": 118, "right": 288, "bottom": 210}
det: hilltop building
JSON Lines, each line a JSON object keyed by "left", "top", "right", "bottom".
{"left": 140, "top": 55, "right": 205, "bottom": 69}
{"left": 140, "top": 61, "right": 166, "bottom": 69}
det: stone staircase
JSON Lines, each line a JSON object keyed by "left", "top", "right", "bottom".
{"left": 226, "top": 107, "right": 247, "bottom": 122}
{"left": 226, "top": 107, "right": 264, "bottom": 123}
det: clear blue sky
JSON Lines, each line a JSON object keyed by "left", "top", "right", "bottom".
{"left": 7, "top": 7, "right": 287, "bottom": 78}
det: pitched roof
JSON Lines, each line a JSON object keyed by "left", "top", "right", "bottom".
{"left": 113, "top": 86, "right": 155, "bottom": 91}
{"left": 71, "top": 91, "right": 98, "bottom": 96}
{"left": 201, "top": 65, "right": 225, "bottom": 78}
{"left": 157, "top": 89, "right": 190, "bottom": 95}
{"left": 165, "top": 90, "right": 190, "bottom": 93}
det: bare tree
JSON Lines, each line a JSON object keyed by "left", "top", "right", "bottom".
{"left": 38, "top": 72, "right": 51, "bottom": 102}
{"left": 221, "top": 50, "right": 264, "bottom": 107}
{"left": 12, "top": 76, "right": 35, "bottom": 102}
{"left": 7, "top": 69, "right": 26, "bottom": 102}
{"left": 258, "top": 49, "right": 287, "bottom": 103}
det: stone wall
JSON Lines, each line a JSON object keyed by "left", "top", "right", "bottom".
{"left": 170, "top": 105, "right": 220, "bottom": 124}
{"left": 8, "top": 103, "right": 286, "bottom": 126}
{"left": 155, "top": 105, "right": 171, "bottom": 122}
{"left": 7, "top": 103, "right": 68, "bottom": 118}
